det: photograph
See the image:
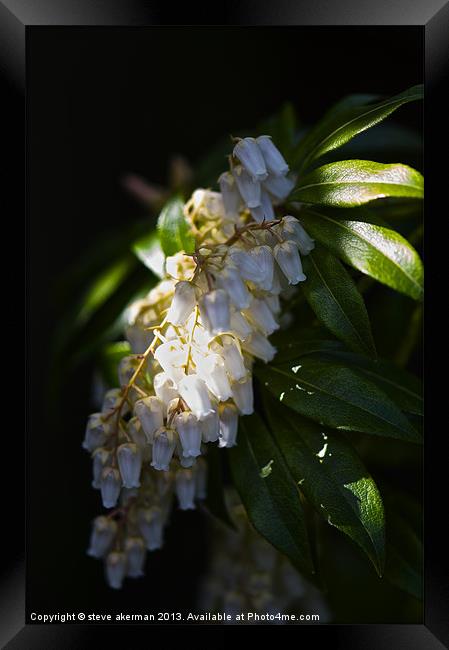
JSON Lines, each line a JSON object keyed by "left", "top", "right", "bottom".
{"left": 2, "top": 1, "right": 446, "bottom": 645}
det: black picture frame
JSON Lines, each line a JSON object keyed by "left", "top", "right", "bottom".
{"left": 3, "top": 1, "right": 447, "bottom": 647}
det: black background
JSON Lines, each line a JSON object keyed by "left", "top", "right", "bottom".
{"left": 27, "top": 26, "right": 423, "bottom": 618}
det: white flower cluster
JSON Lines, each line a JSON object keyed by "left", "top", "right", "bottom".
{"left": 84, "top": 135, "right": 315, "bottom": 588}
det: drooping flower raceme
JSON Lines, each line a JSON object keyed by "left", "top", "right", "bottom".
{"left": 83, "top": 135, "right": 315, "bottom": 588}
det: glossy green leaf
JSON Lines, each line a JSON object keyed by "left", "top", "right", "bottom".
{"left": 296, "top": 208, "right": 424, "bottom": 300}
{"left": 228, "top": 413, "right": 315, "bottom": 578}
{"left": 255, "top": 357, "right": 420, "bottom": 443}
{"left": 292, "top": 85, "right": 423, "bottom": 172}
{"left": 301, "top": 245, "right": 376, "bottom": 357}
{"left": 157, "top": 196, "right": 196, "bottom": 256}
{"left": 132, "top": 230, "right": 165, "bottom": 278}
{"left": 291, "top": 160, "right": 423, "bottom": 207}
{"left": 385, "top": 513, "right": 422, "bottom": 600}
{"left": 263, "top": 398, "right": 385, "bottom": 575}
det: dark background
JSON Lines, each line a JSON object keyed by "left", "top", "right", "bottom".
{"left": 27, "top": 26, "right": 423, "bottom": 619}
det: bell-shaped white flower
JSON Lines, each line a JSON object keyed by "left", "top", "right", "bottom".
{"left": 134, "top": 396, "right": 164, "bottom": 443}
{"left": 218, "top": 171, "right": 242, "bottom": 218}
{"left": 231, "top": 375, "right": 254, "bottom": 415}
{"left": 233, "top": 137, "right": 268, "bottom": 182}
{"left": 127, "top": 417, "right": 151, "bottom": 461}
{"left": 125, "top": 537, "right": 146, "bottom": 578}
{"left": 117, "top": 443, "right": 142, "bottom": 488}
{"left": 200, "top": 408, "right": 220, "bottom": 443}
{"left": 274, "top": 240, "right": 306, "bottom": 284}
{"left": 102, "top": 388, "right": 125, "bottom": 414}
{"left": 154, "top": 340, "right": 186, "bottom": 385}
{"left": 200, "top": 289, "right": 231, "bottom": 335}
{"left": 100, "top": 467, "right": 122, "bottom": 509}
{"left": 232, "top": 164, "right": 261, "bottom": 208}
{"left": 228, "top": 248, "right": 262, "bottom": 284}
{"left": 105, "top": 551, "right": 127, "bottom": 590}
{"left": 216, "top": 264, "right": 251, "bottom": 309}
{"left": 220, "top": 335, "right": 247, "bottom": 381}
{"left": 151, "top": 427, "right": 177, "bottom": 471}
{"left": 218, "top": 404, "right": 239, "bottom": 448}
{"left": 178, "top": 375, "right": 214, "bottom": 421}
{"left": 153, "top": 372, "right": 179, "bottom": 408}
{"left": 279, "top": 215, "right": 315, "bottom": 255}
{"left": 179, "top": 453, "right": 196, "bottom": 468}
{"left": 230, "top": 309, "right": 253, "bottom": 341}
{"left": 263, "top": 173, "right": 295, "bottom": 202}
{"left": 194, "top": 351, "right": 232, "bottom": 401}
{"left": 138, "top": 506, "right": 164, "bottom": 551}
{"left": 250, "top": 245, "right": 274, "bottom": 291}
{"left": 173, "top": 411, "right": 202, "bottom": 458}
{"left": 256, "top": 135, "right": 289, "bottom": 176}
{"left": 242, "top": 332, "right": 277, "bottom": 363}
{"left": 87, "top": 516, "right": 117, "bottom": 558}
{"left": 83, "top": 413, "right": 108, "bottom": 452}
{"left": 244, "top": 297, "right": 279, "bottom": 336}
{"left": 250, "top": 188, "right": 275, "bottom": 223}
{"left": 166, "top": 281, "right": 196, "bottom": 326}
{"left": 265, "top": 294, "right": 281, "bottom": 315}
{"left": 126, "top": 324, "right": 154, "bottom": 355}
{"left": 92, "top": 448, "right": 112, "bottom": 489}
{"left": 175, "top": 469, "right": 196, "bottom": 510}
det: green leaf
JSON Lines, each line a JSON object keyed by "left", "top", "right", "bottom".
{"left": 385, "top": 513, "right": 422, "bottom": 600}
{"left": 132, "top": 230, "right": 165, "bottom": 278}
{"left": 263, "top": 397, "right": 385, "bottom": 575}
{"left": 228, "top": 413, "right": 315, "bottom": 578}
{"left": 292, "top": 85, "right": 423, "bottom": 172}
{"left": 296, "top": 208, "right": 424, "bottom": 300}
{"left": 301, "top": 245, "right": 376, "bottom": 357}
{"left": 255, "top": 357, "right": 420, "bottom": 443}
{"left": 291, "top": 160, "right": 424, "bottom": 207}
{"left": 270, "top": 329, "right": 423, "bottom": 415}
{"left": 157, "top": 196, "right": 196, "bottom": 256}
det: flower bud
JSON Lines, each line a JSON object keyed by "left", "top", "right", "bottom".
{"left": 127, "top": 416, "right": 151, "bottom": 461}
{"left": 218, "top": 171, "right": 242, "bottom": 218}
{"left": 274, "top": 240, "right": 306, "bottom": 284}
{"left": 87, "top": 516, "right": 117, "bottom": 558}
{"left": 194, "top": 352, "right": 232, "bottom": 402}
{"left": 242, "top": 332, "right": 277, "bottom": 363}
{"left": 100, "top": 467, "right": 122, "bottom": 508}
{"left": 125, "top": 537, "right": 146, "bottom": 578}
{"left": 173, "top": 411, "right": 202, "bottom": 458}
{"left": 175, "top": 469, "right": 196, "bottom": 510}
{"left": 219, "top": 404, "right": 239, "bottom": 448}
{"left": 231, "top": 375, "right": 254, "bottom": 415}
{"left": 83, "top": 413, "right": 108, "bottom": 453}
{"left": 134, "top": 396, "right": 164, "bottom": 443}
{"left": 250, "top": 245, "right": 274, "bottom": 291}
{"left": 102, "top": 388, "right": 128, "bottom": 416}
{"left": 118, "top": 355, "right": 140, "bottom": 388}
{"left": 138, "top": 506, "right": 164, "bottom": 550}
{"left": 216, "top": 264, "right": 251, "bottom": 309}
{"left": 153, "top": 372, "right": 179, "bottom": 407}
{"left": 178, "top": 375, "right": 214, "bottom": 421}
{"left": 220, "top": 336, "right": 247, "bottom": 381}
{"left": 279, "top": 216, "right": 315, "bottom": 255}
{"left": 244, "top": 297, "right": 279, "bottom": 336}
{"left": 151, "top": 427, "right": 177, "bottom": 471}
{"left": 232, "top": 164, "right": 261, "bottom": 208}
{"left": 200, "top": 289, "right": 231, "bottom": 335}
{"left": 92, "top": 448, "right": 111, "bottom": 489}
{"left": 117, "top": 443, "right": 142, "bottom": 488}
{"left": 200, "top": 408, "right": 220, "bottom": 443}
{"left": 230, "top": 309, "right": 253, "bottom": 341}
{"left": 166, "top": 281, "right": 196, "bottom": 326}
{"left": 105, "top": 551, "right": 127, "bottom": 590}
{"left": 233, "top": 137, "right": 268, "bottom": 182}
{"left": 256, "top": 135, "right": 289, "bottom": 177}
{"left": 263, "top": 173, "right": 295, "bottom": 202}
{"left": 154, "top": 340, "right": 186, "bottom": 385}
{"left": 250, "top": 188, "right": 275, "bottom": 223}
